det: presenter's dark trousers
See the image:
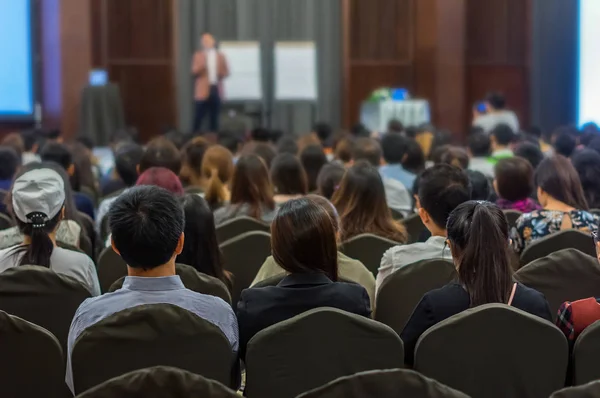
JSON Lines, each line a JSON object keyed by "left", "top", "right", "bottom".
{"left": 193, "top": 84, "right": 220, "bottom": 133}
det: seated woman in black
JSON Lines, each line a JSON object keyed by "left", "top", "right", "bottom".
{"left": 401, "top": 200, "right": 552, "bottom": 366}
{"left": 236, "top": 197, "right": 371, "bottom": 359}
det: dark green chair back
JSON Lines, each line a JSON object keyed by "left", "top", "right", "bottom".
{"left": 401, "top": 213, "right": 426, "bottom": 244}
{"left": 216, "top": 216, "right": 270, "bottom": 244}
{"left": 340, "top": 233, "right": 400, "bottom": 277}
{"left": 520, "top": 229, "right": 596, "bottom": 267}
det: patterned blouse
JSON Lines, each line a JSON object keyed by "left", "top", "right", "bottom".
{"left": 511, "top": 210, "right": 599, "bottom": 254}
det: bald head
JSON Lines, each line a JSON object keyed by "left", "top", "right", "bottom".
{"left": 202, "top": 33, "right": 215, "bottom": 50}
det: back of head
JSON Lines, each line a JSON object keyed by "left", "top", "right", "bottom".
{"left": 217, "top": 131, "right": 242, "bottom": 155}
{"left": 447, "top": 201, "right": 512, "bottom": 306}
{"left": 494, "top": 157, "right": 534, "bottom": 202}
{"left": 276, "top": 136, "right": 299, "bottom": 156}
{"left": 554, "top": 133, "right": 577, "bottom": 158}
{"left": 40, "top": 142, "right": 72, "bottom": 171}
{"left": 486, "top": 92, "right": 507, "bottom": 110}
{"left": 21, "top": 129, "right": 41, "bottom": 152}
{"left": 300, "top": 144, "right": 328, "bottom": 192}
{"left": 230, "top": 154, "right": 274, "bottom": 216}
{"left": 140, "top": 137, "right": 182, "bottom": 174}
{"left": 250, "top": 127, "right": 271, "bottom": 143}
{"left": 271, "top": 153, "right": 308, "bottom": 195}
{"left": 402, "top": 139, "right": 426, "bottom": 174}
{"left": 115, "top": 143, "right": 145, "bottom": 187}
{"left": 535, "top": 155, "right": 588, "bottom": 210}
{"left": 491, "top": 124, "right": 515, "bottom": 147}
{"left": 68, "top": 142, "right": 96, "bottom": 192}
{"left": 1, "top": 133, "right": 24, "bottom": 159}
{"left": 317, "top": 163, "right": 346, "bottom": 200}
{"left": 136, "top": 167, "right": 184, "bottom": 196}
{"left": 333, "top": 136, "right": 355, "bottom": 164}
{"left": 0, "top": 147, "right": 20, "bottom": 181}
{"left": 514, "top": 142, "right": 544, "bottom": 169}
{"left": 272, "top": 197, "right": 338, "bottom": 281}
{"left": 468, "top": 133, "right": 491, "bottom": 157}
{"left": 332, "top": 161, "right": 406, "bottom": 242}
{"left": 571, "top": 149, "right": 600, "bottom": 209}
{"left": 387, "top": 119, "right": 404, "bottom": 134}
{"left": 304, "top": 194, "right": 340, "bottom": 231}
{"left": 418, "top": 164, "right": 471, "bottom": 230}
{"left": 313, "top": 122, "right": 333, "bottom": 145}
{"left": 466, "top": 170, "right": 491, "bottom": 201}
{"left": 352, "top": 138, "right": 382, "bottom": 167}
{"left": 181, "top": 137, "right": 210, "bottom": 180}
{"left": 109, "top": 186, "right": 184, "bottom": 269}
{"left": 351, "top": 123, "right": 370, "bottom": 138}
{"left": 381, "top": 133, "right": 409, "bottom": 165}
{"left": 163, "top": 130, "right": 188, "bottom": 150}
{"left": 249, "top": 142, "right": 276, "bottom": 169}
{"left": 439, "top": 146, "right": 469, "bottom": 169}
{"left": 202, "top": 145, "right": 234, "bottom": 208}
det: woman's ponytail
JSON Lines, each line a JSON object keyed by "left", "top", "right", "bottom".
{"left": 204, "top": 168, "right": 226, "bottom": 209}
{"left": 16, "top": 212, "right": 60, "bottom": 268}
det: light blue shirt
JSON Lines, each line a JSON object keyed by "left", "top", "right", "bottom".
{"left": 65, "top": 275, "right": 238, "bottom": 392}
{"left": 380, "top": 165, "right": 416, "bottom": 193}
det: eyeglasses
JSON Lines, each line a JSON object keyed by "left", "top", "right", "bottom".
{"left": 592, "top": 230, "right": 599, "bottom": 245}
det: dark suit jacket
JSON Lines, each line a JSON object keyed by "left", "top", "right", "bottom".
{"left": 236, "top": 273, "right": 371, "bottom": 359}
{"left": 401, "top": 282, "right": 553, "bottom": 366}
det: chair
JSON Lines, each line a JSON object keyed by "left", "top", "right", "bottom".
{"left": 415, "top": 304, "right": 568, "bottom": 398}
{"left": 0, "top": 311, "right": 68, "bottom": 398}
{"left": 375, "top": 259, "right": 457, "bottom": 336}
{"left": 0, "top": 266, "right": 91, "bottom": 353}
{"left": 75, "top": 366, "right": 239, "bottom": 398}
{"left": 109, "top": 263, "right": 232, "bottom": 304}
{"left": 503, "top": 209, "right": 522, "bottom": 229}
{"left": 220, "top": 231, "right": 271, "bottom": 305}
{"left": 573, "top": 320, "right": 600, "bottom": 385}
{"left": 551, "top": 381, "right": 600, "bottom": 398}
{"left": 297, "top": 369, "right": 469, "bottom": 398}
{"left": 97, "top": 247, "right": 127, "bottom": 293}
{"left": 519, "top": 229, "right": 596, "bottom": 267}
{"left": 340, "top": 234, "right": 400, "bottom": 277}
{"left": 78, "top": 212, "right": 99, "bottom": 260}
{"left": 390, "top": 208, "right": 404, "bottom": 220}
{"left": 216, "top": 216, "right": 270, "bottom": 244}
{"left": 0, "top": 212, "right": 14, "bottom": 230}
{"left": 401, "top": 213, "right": 426, "bottom": 244}
{"left": 244, "top": 307, "right": 404, "bottom": 398}
{"left": 515, "top": 249, "right": 600, "bottom": 321}
{"left": 72, "top": 304, "right": 238, "bottom": 394}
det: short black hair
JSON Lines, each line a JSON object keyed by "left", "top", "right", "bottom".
{"left": 402, "top": 139, "right": 426, "bottom": 174}
{"left": 514, "top": 142, "right": 544, "bottom": 169}
{"left": 251, "top": 127, "right": 271, "bottom": 142}
{"left": 313, "top": 122, "right": 332, "bottom": 143}
{"left": 0, "top": 147, "right": 20, "bottom": 180}
{"left": 350, "top": 123, "right": 370, "bottom": 138}
{"left": 387, "top": 119, "right": 404, "bottom": 134}
{"left": 115, "top": 143, "right": 145, "bottom": 186}
{"left": 20, "top": 130, "right": 40, "bottom": 152}
{"left": 495, "top": 157, "right": 534, "bottom": 202}
{"left": 217, "top": 131, "right": 242, "bottom": 154}
{"left": 139, "top": 137, "right": 182, "bottom": 174}
{"left": 554, "top": 133, "right": 577, "bottom": 158}
{"left": 466, "top": 170, "right": 491, "bottom": 201}
{"left": 40, "top": 142, "right": 72, "bottom": 170}
{"left": 381, "top": 133, "right": 409, "bottom": 164}
{"left": 486, "top": 92, "right": 506, "bottom": 110}
{"left": 418, "top": 164, "right": 471, "bottom": 229}
{"left": 352, "top": 138, "right": 382, "bottom": 167}
{"left": 491, "top": 124, "right": 515, "bottom": 146}
{"left": 109, "top": 186, "right": 184, "bottom": 269}
{"left": 468, "top": 133, "right": 491, "bottom": 157}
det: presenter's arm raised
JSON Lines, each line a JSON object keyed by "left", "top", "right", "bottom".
{"left": 191, "top": 52, "right": 206, "bottom": 76}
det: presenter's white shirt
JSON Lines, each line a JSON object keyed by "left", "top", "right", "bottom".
{"left": 207, "top": 49, "right": 218, "bottom": 84}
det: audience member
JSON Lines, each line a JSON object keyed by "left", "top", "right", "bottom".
{"left": 100, "top": 144, "right": 143, "bottom": 197}
{"left": 163, "top": 129, "right": 188, "bottom": 150}
{"left": 494, "top": 157, "right": 541, "bottom": 212}
{"left": 514, "top": 142, "right": 544, "bottom": 170}
{"left": 316, "top": 163, "right": 345, "bottom": 200}
{"left": 202, "top": 145, "right": 234, "bottom": 209}
{"left": 276, "top": 136, "right": 299, "bottom": 156}
{"left": 380, "top": 133, "right": 416, "bottom": 192}
{"left": 249, "top": 142, "right": 277, "bottom": 169}
{"left": 0, "top": 167, "right": 99, "bottom": 295}
{"left": 353, "top": 138, "right": 412, "bottom": 215}
{"left": 554, "top": 132, "right": 577, "bottom": 158}
{"left": 217, "top": 131, "right": 242, "bottom": 162}
{"left": 313, "top": 122, "right": 333, "bottom": 155}
{"left": 0, "top": 147, "right": 20, "bottom": 191}
{"left": 136, "top": 167, "right": 184, "bottom": 196}
{"left": 439, "top": 146, "right": 469, "bottom": 169}
{"left": 69, "top": 142, "right": 99, "bottom": 197}
{"left": 333, "top": 135, "right": 354, "bottom": 167}
{"left": 332, "top": 161, "right": 407, "bottom": 243}
{"left": 250, "top": 127, "right": 271, "bottom": 143}
{"left": 467, "top": 133, "right": 494, "bottom": 177}
{"left": 467, "top": 170, "right": 491, "bottom": 201}
{"left": 571, "top": 149, "right": 600, "bottom": 210}
{"left": 387, "top": 119, "right": 404, "bottom": 134}
{"left": 511, "top": 155, "right": 598, "bottom": 253}
{"left": 180, "top": 137, "right": 211, "bottom": 191}
{"left": 300, "top": 144, "right": 328, "bottom": 192}
{"left": 139, "top": 137, "right": 182, "bottom": 175}
{"left": 401, "top": 139, "right": 426, "bottom": 175}
{"left": 401, "top": 201, "right": 551, "bottom": 365}
{"left": 473, "top": 92, "right": 520, "bottom": 133}
{"left": 178, "top": 194, "right": 232, "bottom": 290}
{"left": 376, "top": 164, "right": 470, "bottom": 290}
{"left": 269, "top": 129, "right": 284, "bottom": 144}
{"left": 237, "top": 197, "right": 371, "bottom": 358}
{"left": 66, "top": 186, "right": 238, "bottom": 392}
{"left": 20, "top": 129, "right": 42, "bottom": 165}
{"left": 270, "top": 153, "right": 308, "bottom": 204}
{"left": 1, "top": 133, "right": 24, "bottom": 163}
{"left": 489, "top": 124, "right": 515, "bottom": 165}
{"left": 213, "top": 154, "right": 276, "bottom": 225}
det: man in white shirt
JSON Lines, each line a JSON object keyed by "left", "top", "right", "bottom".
{"left": 473, "top": 92, "right": 520, "bottom": 134}
{"left": 467, "top": 130, "right": 495, "bottom": 178}
{"left": 191, "top": 33, "right": 230, "bottom": 133}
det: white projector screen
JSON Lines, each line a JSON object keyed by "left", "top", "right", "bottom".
{"left": 578, "top": 0, "right": 600, "bottom": 127}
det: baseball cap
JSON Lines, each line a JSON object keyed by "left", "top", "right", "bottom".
{"left": 12, "top": 169, "right": 65, "bottom": 226}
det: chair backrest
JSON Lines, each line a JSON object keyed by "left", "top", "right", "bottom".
{"left": 503, "top": 209, "right": 523, "bottom": 229}
{"left": 297, "top": 369, "right": 470, "bottom": 398}
{"left": 415, "top": 304, "right": 568, "bottom": 398}
{"left": 97, "top": 247, "right": 127, "bottom": 293}
{"left": 75, "top": 366, "right": 239, "bottom": 398}
{"left": 245, "top": 307, "right": 404, "bottom": 398}
{"left": 551, "top": 381, "right": 600, "bottom": 398}
{"left": 390, "top": 208, "right": 404, "bottom": 220}
{"left": 401, "top": 213, "right": 426, "bottom": 244}
{"left": 340, "top": 234, "right": 400, "bottom": 277}
{"left": 220, "top": 231, "right": 271, "bottom": 306}
{"left": 375, "top": 259, "right": 457, "bottom": 335}
{"left": 0, "top": 311, "right": 67, "bottom": 398}
{"left": 216, "top": 216, "right": 270, "bottom": 244}
{"left": 109, "top": 263, "right": 232, "bottom": 304}
{"left": 0, "top": 212, "right": 14, "bottom": 230}
{"left": 573, "top": 320, "right": 600, "bottom": 385}
{"left": 515, "top": 249, "right": 600, "bottom": 321}
{"left": 0, "top": 265, "right": 91, "bottom": 353}
{"left": 520, "top": 229, "right": 596, "bottom": 267}
{"left": 72, "top": 303, "right": 237, "bottom": 394}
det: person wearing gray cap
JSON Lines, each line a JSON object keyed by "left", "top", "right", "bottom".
{"left": 0, "top": 168, "right": 100, "bottom": 296}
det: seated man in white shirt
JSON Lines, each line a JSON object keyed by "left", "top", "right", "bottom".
{"left": 473, "top": 92, "right": 520, "bottom": 133}
{"left": 467, "top": 130, "right": 495, "bottom": 178}
{"left": 66, "top": 186, "right": 238, "bottom": 393}
{"left": 376, "top": 164, "right": 471, "bottom": 292}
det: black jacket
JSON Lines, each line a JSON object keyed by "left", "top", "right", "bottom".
{"left": 236, "top": 273, "right": 371, "bottom": 359}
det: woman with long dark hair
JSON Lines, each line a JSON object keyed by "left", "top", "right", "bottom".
{"left": 177, "top": 194, "right": 232, "bottom": 290}
{"left": 0, "top": 166, "right": 100, "bottom": 295}
{"left": 401, "top": 201, "right": 552, "bottom": 366}
{"left": 270, "top": 153, "right": 308, "bottom": 204}
{"left": 571, "top": 149, "right": 600, "bottom": 210}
